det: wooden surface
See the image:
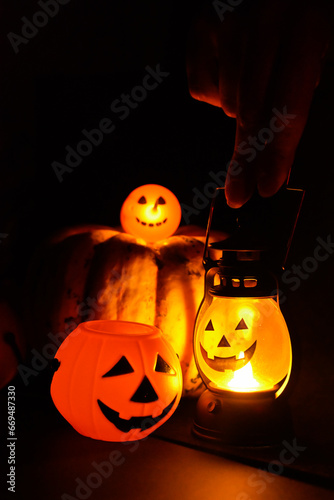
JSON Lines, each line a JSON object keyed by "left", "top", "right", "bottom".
{"left": 1, "top": 374, "right": 333, "bottom": 500}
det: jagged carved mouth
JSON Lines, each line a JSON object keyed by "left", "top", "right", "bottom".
{"left": 200, "top": 341, "right": 257, "bottom": 372}
{"left": 97, "top": 396, "right": 176, "bottom": 433}
{"left": 136, "top": 217, "right": 167, "bottom": 227}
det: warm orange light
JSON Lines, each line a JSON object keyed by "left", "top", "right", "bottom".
{"left": 51, "top": 320, "right": 182, "bottom": 442}
{"left": 227, "top": 358, "right": 260, "bottom": 391}
{"left": 194, "top": 298, "right": 292, "bottom": 397}
{"left": 120, "top": 184, "right": 181, "bottom": 242}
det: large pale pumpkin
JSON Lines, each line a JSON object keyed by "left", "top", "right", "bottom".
{"left": 24, "top": 225, "right": 219, "bottom": 396}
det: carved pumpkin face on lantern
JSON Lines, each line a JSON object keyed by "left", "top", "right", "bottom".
{"left": 51, "top": 321, "right": 182, "bottom": 442}
{"left": 120, "top": 184, "right": 181, "bottom": 242}
{"left": 194, "top": 298, "right": 292, "bottom": 395}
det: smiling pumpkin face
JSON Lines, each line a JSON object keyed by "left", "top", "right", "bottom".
{"left": 194, "top": 298, "right": 292, "bottom": 395}
{"left": 120, "top": 184, "right": 181, "bottom": 243}
{"left": 50, "top": 321, "right": 182, "bottom": 442}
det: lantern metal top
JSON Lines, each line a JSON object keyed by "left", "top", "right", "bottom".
{"left": 203, "top": 186, "right": 304, "bottom": 273}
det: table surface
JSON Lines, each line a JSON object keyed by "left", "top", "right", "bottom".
{"left": 2, "top": 376, "right": 333, "bottom": 500}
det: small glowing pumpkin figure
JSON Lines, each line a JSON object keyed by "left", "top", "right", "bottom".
{"left": 51, "top": 320, "right": 182, "bottom": 442}
{"left": 194, "top": 297, "right": 292, "bottom": 397}
{"left": 120, "top": 184, "right": 182, "bottom": 243}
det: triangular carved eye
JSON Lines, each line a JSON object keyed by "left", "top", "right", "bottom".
{"left": 205, "top": 320, "right": 214, "bottom": 331}
{"left": 138, "top": 196, "right": 147, "bottom": 204}
{"left": 102, "top": 356, "right": 134, "bottom": 377}
{"left": 157, "top": 196, "right": 166, "bottom": 205}
{"left": 154, "top": 354, "right": 175, "bottom": 375}
{"left": 235, "top": 318, "right": 248, "bottom": 330}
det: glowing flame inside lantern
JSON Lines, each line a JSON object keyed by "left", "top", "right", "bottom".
{"left": 227, "top": 352, "right": 260, "bottom": 392}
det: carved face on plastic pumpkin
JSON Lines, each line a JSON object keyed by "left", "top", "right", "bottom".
{"left": 51, "top": 321, "right": 182, "bottom": 442}
{"left": 194, "top": 298, "right": 292, "bottom": 395}
{"left": 120, "top": 184, "right": 181, "bottom": 243}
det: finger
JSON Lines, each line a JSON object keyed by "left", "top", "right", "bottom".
{"left": 216, "top": 12, "right": 244, "bottom": 118}
{"left": 186, "top": 10, "right": 220, "bottom": 107}
{"left": 236, "top": 1, "right": 289, "bottom": 132}
{"left": 226, "top": 2, "right": 330, "bottom": 206}
{"left": 225, "top": 155, "right": 257, "bottom": 208}
{"left": 225, "top": 2, "right": 288, "bottom": 208}
{"left": 255, "top": 4, "right": 330, "bottom": 197}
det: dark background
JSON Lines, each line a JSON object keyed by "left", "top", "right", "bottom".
{"left": 0, "top": 1, "right": 334, "bottom": 497}
{"left": 0, "top": 0, "right": 236, "bottom": 283}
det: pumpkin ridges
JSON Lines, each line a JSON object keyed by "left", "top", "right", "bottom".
{"left": 155, "top": 236, "right": 205, "bottom": 394}
{"left": 83, "top": 233, "right": 158, "bottom": 326}
{"left": 48, "top": 234, "right": 97, "bottom": 333}
{"left": 24, "top": 225, "right": 220, "bottom": 396}
{"left": 49, "top": 225, "right": 118, "bottom": 245}
{"left": 24, "top": 231, "right": 115, "bottom": 349}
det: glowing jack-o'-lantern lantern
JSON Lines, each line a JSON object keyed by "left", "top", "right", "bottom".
{"left": 192, "top": 244, "right": 293, "bottom": 445}
{"left": 192, "top": 186, "right": 303, "bottom": 444}
{"left": 194, "top": 297, "right": 291, "bottom": 396}
{"left": 120, "top": 184, "right": 182, "bottom": 242}
{"left": 51, "top": 320, "right": 182, "bottom": 442}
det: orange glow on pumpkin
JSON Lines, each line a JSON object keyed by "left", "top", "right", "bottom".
{"left": 120, "top": 184, "right": 181, "bottom": 242}
{"left": 194, "top": 298, "right": 292, "bottom": 397}
{"left": 50, "top": 320, "right": 182, "bottom": 442}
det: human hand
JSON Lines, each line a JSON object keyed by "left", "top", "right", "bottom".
{"left": 187, "top": 0, "right": 331, "bottom": 207}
